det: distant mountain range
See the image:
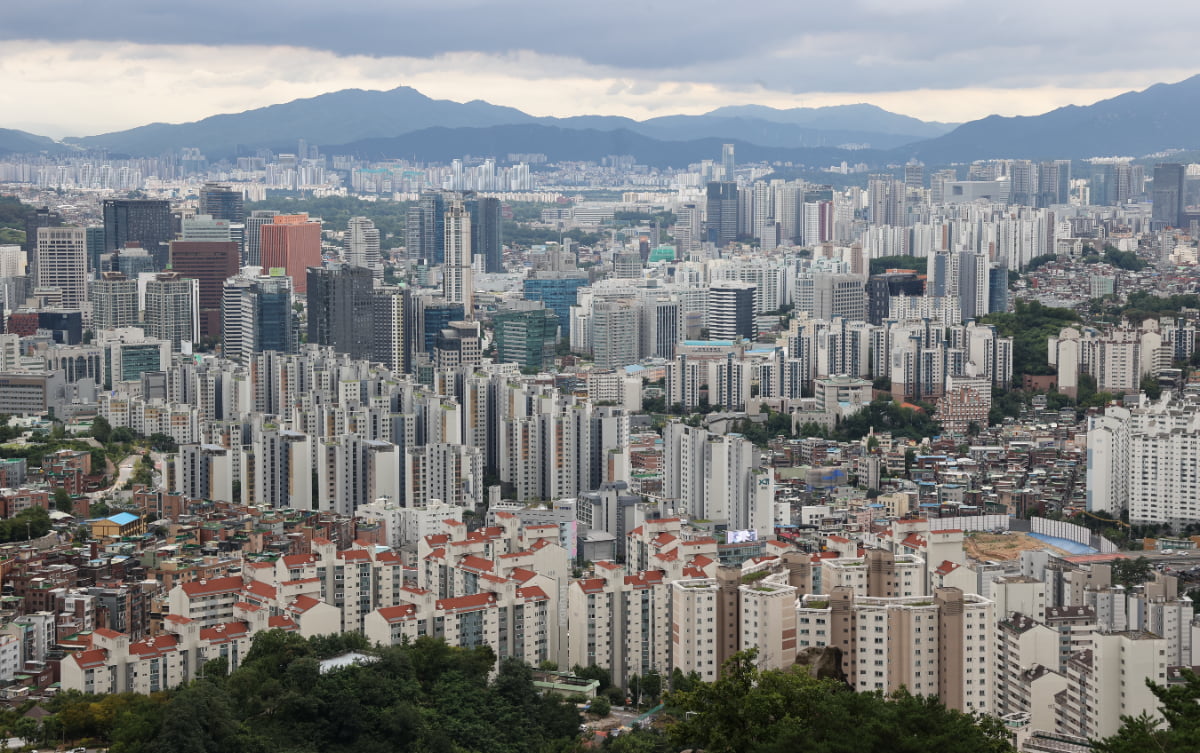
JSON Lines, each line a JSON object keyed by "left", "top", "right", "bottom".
{"left": 6, "top": 74, "right": 1200, "bottom": 165}
{"left": 0, "top": 128, "right": 69, "bottom": 156}
{"left": 59, "top": 87, "right": 950, "bottom": 158}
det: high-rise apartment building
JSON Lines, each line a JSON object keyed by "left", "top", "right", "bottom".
{"left": 144, "top": 272, "right": 199, "bottom": 351}
{"left": 34, "top": 226, "right": 88, "bottom": 308}
{"left": 91, "top": 272, "right": 139, "bottom": 331}
{"left": 102, "top": 199, "right": 172, "bottom": 269}
{"left": 442, "top": 202, "right": 473, "bottom": 316}
{"left": 307, "top": 263, "right": 374, "bottom": 360}
{"left": 260, "top": 214, "right": 321, "bottom": 294}
{"left": 370, "top": 286, "right": 406, "bottom": 374}
{"left": 591, "top": 300, "right": 639, "bottom": 369}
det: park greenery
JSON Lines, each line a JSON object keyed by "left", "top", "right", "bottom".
{"left": 981, "top": 299, "right": 1079, "bottom": 377}
{"left": 0, "top": 194, "right": 33, "bottom": 245}
{"left": 35, "top": 632, "right": 581, "bottom": 753}
{"left": 868, "top": 254, "right": 925, "bottom": 276}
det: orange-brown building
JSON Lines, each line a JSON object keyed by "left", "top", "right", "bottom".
{"left": 260, "top": 214, "right": 321, "bottom": 294}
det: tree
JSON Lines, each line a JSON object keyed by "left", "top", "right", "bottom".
{"left": 91, "top": 416, "right": 112, "bottom": 444}
{"left": 641, "top": 669, "right": 662, "bottom": 704}
{"left": 110, "top": 426, "right": 136, "bottom": 444}
{"left": 588, "top": 695, "right": 611, "bottom": 717}
{"left": 670, "top": 651, "right": 1013, "bottom": 753}
{"left": 54, "top": 487, "right": 73, "bottom": 514}
{"left": 1111, "top": 556, "right": 1154, "bottom": 588}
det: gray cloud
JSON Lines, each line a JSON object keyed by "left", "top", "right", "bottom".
{"left": 7, "top": 0, "right": 1200, "bottom": 94}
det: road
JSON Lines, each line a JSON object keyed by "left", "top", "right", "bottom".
{"left": 87, "top": 453, "right": 140, "bottom": 499}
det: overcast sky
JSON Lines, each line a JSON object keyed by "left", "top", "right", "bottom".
{"left": 6, "top": 0, "right": 1200, "bottom": 138}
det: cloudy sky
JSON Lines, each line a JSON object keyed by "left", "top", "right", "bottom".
{"left": 5, "top": 0, "right": 1200, "bottom": 138}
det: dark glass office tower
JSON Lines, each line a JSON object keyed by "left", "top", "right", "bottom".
{"left": 307, "top": 263, "right": 375, "bottom": 359}
{"left": 102, "top": 199, "right": 172, "bottom": 269}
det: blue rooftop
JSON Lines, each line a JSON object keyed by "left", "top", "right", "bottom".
{"left": 106, "top": 512, "right": 139, "bottom": 526}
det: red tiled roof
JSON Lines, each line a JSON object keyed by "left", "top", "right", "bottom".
{"left": 93, "top": 627, "right": 124, "bottom": 639}
{"left": 180, "top": 575, "right": 242, "bottom": 597}
{"left": 459, "top": 555, "right": 495, "bottom": 572}
{"left": 200, "top": 622, "right": 250, "bottom": 643}
{"left": 508, "top": 567, "right": 538, "bottom": 583}
{"left": 516, "top": 586, "right": 548, "bottom": 600}
{"left": 376, "top": 604, "right": 418, "bottom": 622}
{"left": 283, "top": 554, "right": 316, "bottom": 568}
{"left": 72, "top": 648, "right": 107, "bottom": 669}
{"left": 338, "top": 549, "right": 371, "bottom": 562}
{"left": 242, "top": 580, "right": 277, "bottom": 599}
{"left": 267, "top": 615, "right": 299, "bottom": 631}
{"left": 129, "top": 634, "right": 179, "bottom": 658}
{"left": 311, "top": 537, "right": 332, "bottom": 546}
{"left": 436, "top": 592, "right": 496, "bottom": 612}
{"left": 577, "top": 577, "right": 607, "bottom": 594}
{"left": 288, "top": 595, "right": 323, "bottom": 614}
{"left": 595, "top": 560, "right": 621, "bottom": 571}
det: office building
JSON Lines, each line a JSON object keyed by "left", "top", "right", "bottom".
{"left": 91, "top": 272, "right": 139, "bottom": 331}
{"left": 494, "top": 307, "right": 559, "bottom": 371}
{"left": 466, "top": 195, "right": 503, "bottom": 273}
{"left": 705, "top": 182, "right": 739, "bottom": 247}
{"left": 243, "top": 210, "right": 278, "bottom": 267}
{"left": 1152, "top": 163, "right": 1185, "bottom": 228}
{"left": 591, "top": 300, "right": 639, "bottom": 369}
{"left": 708, "top": 281, "right": 756, "bottom": 341}
{"left": 307, "top": 263, "right": 374, "bottom": 360}
{"left": 144, "top": 272, "right": 199, "bottom": 351}
{"left": 523, "top": 272, "right": 588, "bottom": 337}
{"left": 344, "top": 216, "right": 382, "bottom": 279}
{"left": 443, "top": 202, "right": 473, "bottom": 315}
{"left": 169, "top": 223, "right": 239, "bottom": 339}
{"left": 260, "top": 214, "right": 321, "bottom": 294}
{"left": 102, "top": 199, "right": 172, "bottom": 268}
{"left": 34, "top": 226, "right": 88, "bottom": 308}
{"left": 221, "top": 270, "right": 297, "bottom": 364}
{"left": 406, "top": 191, "right": 447, "bottom": 264}
{"left": 198, "top": 183, "right": 245, "bottom": 223}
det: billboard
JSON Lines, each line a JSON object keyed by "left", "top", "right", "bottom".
{"left": 725, "top": 529, "right": 759, "bottom": 544}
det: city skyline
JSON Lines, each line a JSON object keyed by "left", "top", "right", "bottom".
{"left": 5, "top": 1, "right": 1200, "bottom": 136}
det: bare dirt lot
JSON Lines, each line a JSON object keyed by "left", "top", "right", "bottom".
{"left": 964, "top": 531, "right": 1071, "bottom": 562}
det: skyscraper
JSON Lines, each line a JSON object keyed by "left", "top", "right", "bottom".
{"left": 307, "top": 263, "right": 375, "bottom": 359}
{"left": 442, "top": 202, "right": 473, "bottom": 316}
{"left": 1152, "top": 163, "right": 1185, "bottom": 228}
{"left": 522, "top": 272, "right": 588, "bottom": 337}
{"left": 144, "top": 272, "right": 199, "bottom": 351}
{"left": 243, "top": 209, "right": 279, "bottom": 268}
{"left": 170, "top": 216, "right": 239, "bottom": 339}
{"left": 708, "top": 281, "right": 757, "bottom": 341}
{"left": 721, "top": 143, "right": 736, "bottom": 182}
{"left": 102, "top": 199, "right": 172, "bottom": 269}
{"left": 344, "top": 216, "right": 382, "bottom": 279}
{"left": 371, "top": 286, "right": 406, "bottom": 373}
{"left": 406, "top": 191, "right": 447, "bottom": 264}
{"left": 465, "top": 195, "right": 502, "bottom": 273}
{"left": 868, "top": 174, "right": 903, "bottom": 227}
{"left": 198, "top": 183, "right": 245, "bottom": 223}
{"left": 91, "top": 271, "right": 139, "bottom": 331}
{"left": 260, "top": 214, "right": 321, "bottom": 294}
{"left": 705, "top": 182, "right": 739, "bottom": 247}
{"left": 35, "top": 226, "right": 88, "bottom": 308}
{"left": 221, "top": 270, "right": 297, "bottom": 363}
